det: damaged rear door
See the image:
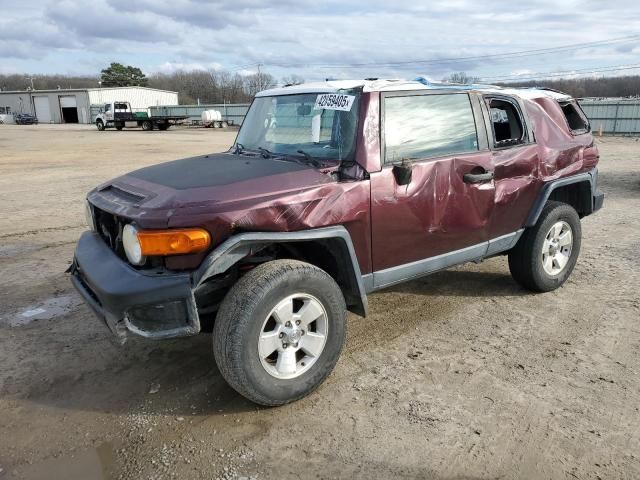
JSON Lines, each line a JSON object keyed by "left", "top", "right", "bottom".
{"left": 370, "top": 91, "right": 495, "bottom": 287}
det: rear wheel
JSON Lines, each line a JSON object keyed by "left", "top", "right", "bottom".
{"left": 115, "top": 123, "right": 123, "bottom": 131}
{"left": 158, "top": 124, "right": 169, "bottom": 131}
{"left": 508, "top": 201, "right": 581, "bottom": 292}
{"left": 141, "top": 120, "right": 153, "bottom": 131}
{"left": 96, "top": 120, "right": 104, "bottom": 131}
{"left": 213, "top": 260, "right": 347, "bottom": 406}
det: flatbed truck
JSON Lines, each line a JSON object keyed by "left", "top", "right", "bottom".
{"left": 95, "top": 101, "right": 187, "bottom": 131}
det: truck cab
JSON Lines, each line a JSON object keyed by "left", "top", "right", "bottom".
{"left": 71, "top": 79, "right": 603, "bottom": 406}
{"left": 95, "top": 101, "right": 138, "bottom": 130}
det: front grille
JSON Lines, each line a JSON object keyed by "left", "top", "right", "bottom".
{"left": 93, "top": 206, "right": 127, "bottom": 261}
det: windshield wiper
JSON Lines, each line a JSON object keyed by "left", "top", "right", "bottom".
{"left": 257, "top": 146, "right": 273, "bottom": 158}
{"left": 296, "top": 150, "right": 323, "bottom": 168}
{"left": 233, "top": 143, "right": 245, "bottom": 154}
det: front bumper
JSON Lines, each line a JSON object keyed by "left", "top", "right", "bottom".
{"left": 593, "top": 190, "right": 604, "bottom": 212}
{"left": 70, "top": 231, "right": 200, "bottom": 342}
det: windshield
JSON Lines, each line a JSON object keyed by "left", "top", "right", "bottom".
{"left": 235, "top": 92, "right": 360, "bottom": 162}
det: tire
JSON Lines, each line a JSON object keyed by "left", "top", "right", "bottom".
{"left": 158, "top": 124, "right": 169, "bottom": 131}
{"left": 220, "top": 121, "right": 228, "bottom": 128}
{"left": 115, "top": 123, "right": 123, "bottom": 131}
{"left": 213, "top": 260, "right": 347, "bottom": 406}
{"left": 141, "top": 120, "right": 153, "bottom": 131}
{"left": 96, "top": 120, "right": 104, "bottom": 131}
{"left": 508, "top": 201, "right": 582, "bottom": 292}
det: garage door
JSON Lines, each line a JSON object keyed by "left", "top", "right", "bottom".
{"left": 59, "top": 96, "right": 77, "bottom": 108}
{"left": 33, "top": 96, "right": 51, "bottom": 123}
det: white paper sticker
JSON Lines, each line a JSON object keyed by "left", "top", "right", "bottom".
{"left": 314, "top": 94, "right": 355, "bottom": 111}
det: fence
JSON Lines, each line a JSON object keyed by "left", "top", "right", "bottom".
{"left": 579, "top": 98, "right": 640, "bottom": 135}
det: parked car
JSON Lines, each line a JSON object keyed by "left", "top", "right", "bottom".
{"left": 14, "top": 113, "right": 38, "bottom": 125}
{"left": 70, "top": 79, "right": 603, "bottom": 406}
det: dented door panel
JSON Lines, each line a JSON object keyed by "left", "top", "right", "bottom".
{"left": 370, "top": 152, "right": 495, "bottom": 272}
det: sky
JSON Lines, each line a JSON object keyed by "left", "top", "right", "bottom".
{"left": 1, "top": 0, "right": 639, "bottom": 84}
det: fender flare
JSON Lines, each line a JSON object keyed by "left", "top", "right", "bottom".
{"left": 524, "top": 168, "right": 598, "bottom": 227}
{"left": 192, "top": 226, "right": 369, "bottom": 317}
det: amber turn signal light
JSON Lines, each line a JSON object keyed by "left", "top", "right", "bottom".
{"left": 137, "top": 228, "right": 211, "bottom": 256}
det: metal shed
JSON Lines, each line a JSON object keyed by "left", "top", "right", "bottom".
{"left": 0, "top": 87, "right": 178, "bottom": 124}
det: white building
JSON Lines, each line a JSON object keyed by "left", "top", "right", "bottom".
{"left": 0, "top": 86, "right": 178, "bottom": 124}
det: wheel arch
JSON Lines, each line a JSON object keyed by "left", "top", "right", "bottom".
{"left": 193, "top": 226, "right": 369, "bottom": 317}
{"left": 525, "top": 169, "right": 598, "bottom": 227}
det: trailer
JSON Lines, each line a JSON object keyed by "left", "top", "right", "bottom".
{"left": 94, "top": 101, "right": 187, "bottom": 131}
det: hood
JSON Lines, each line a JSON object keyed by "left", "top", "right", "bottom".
{"left": 88, "top": 152, "right": 336, "bottom": 228}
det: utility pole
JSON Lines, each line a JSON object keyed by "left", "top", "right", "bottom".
{"left": 257, "top": 63, "right": 263, "bottom": 91}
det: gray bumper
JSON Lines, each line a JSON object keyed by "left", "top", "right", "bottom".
{"left": 70, "top": 231, "right": 200, "bottom": 342}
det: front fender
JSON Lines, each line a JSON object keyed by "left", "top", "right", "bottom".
{"left": 192, "top": 226, "right": 369, "bottom": 317}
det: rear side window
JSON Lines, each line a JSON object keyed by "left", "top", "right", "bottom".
{"left": 384, "top": 94, "right": 479, "bottom": 163}
{"left": 560, "top": 101, "right": 590, "bottom": 134}
{"left": 488, "top": 98, "right": 527, "bottom": 148}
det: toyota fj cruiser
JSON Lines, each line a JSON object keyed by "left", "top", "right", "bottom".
{"left": 70, "top": 79, "right": 604, "bottom": 406}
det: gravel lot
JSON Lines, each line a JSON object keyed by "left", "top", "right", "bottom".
{"left": 0, "top": 124, "right": 638, "bottom": 480}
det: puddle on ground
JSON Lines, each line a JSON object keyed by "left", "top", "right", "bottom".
{"left": 2, "top": 295, "right": 82, "bottom": 327}
{"left": 5, "top": 443, "right": 116, "bottom": 480}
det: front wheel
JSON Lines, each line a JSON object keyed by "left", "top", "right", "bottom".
{"left": 508, "top": 201, "right": 582, "bottom": 292}
{"left": 213, "top": 260, "right": 346, "bottom": 406}
{"left": 141, "top": 120, "right": 153, "bottom": 131}
{"left": 96, "top": 120, "right": 104, "bottom": 131}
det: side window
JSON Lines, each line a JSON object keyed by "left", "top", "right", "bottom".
{"left": 0, "top": 106, "right": 5, "bottom": 114}
{"left": 384, "top": 94, "right": 479, "bottom": 163}
{"left": 105, "top": 104, "right": 111, "bottom": 112}
{"left": 487, "top": 98, "right": 527, "bottom": 148}
{"left": 560, "top": 101, "right": 590, "bottom": 134}
{"left": 6, "top": 106, "right": 11, "bottom": 114}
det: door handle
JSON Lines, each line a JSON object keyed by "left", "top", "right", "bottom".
{"left": 463, "top": 171, "right": 494, "bottom": 184}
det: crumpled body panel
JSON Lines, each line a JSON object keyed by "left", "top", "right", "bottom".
{"left": 89, "top": 160, "right": 372, "bottom": 273}
{"left": 371, "top": 152, "right": 495, "bottom": 271}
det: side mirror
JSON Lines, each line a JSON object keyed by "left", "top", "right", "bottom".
{"left": 393, "top": 160, "right": 413, "bottom": 186}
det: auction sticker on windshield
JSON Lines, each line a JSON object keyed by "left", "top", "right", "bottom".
{"left": 314, "top": 94, "right": 355, "bottom": 111}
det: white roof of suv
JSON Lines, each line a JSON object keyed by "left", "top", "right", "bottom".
{"left": 256, "top": 78, "right": 572, "bottom": 102}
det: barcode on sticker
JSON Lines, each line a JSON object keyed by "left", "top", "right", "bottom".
{"left": 314, "top": 94, "right": 355, "bottom": 111}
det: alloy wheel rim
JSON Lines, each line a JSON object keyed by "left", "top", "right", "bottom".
{"left": 542, "top": 220, "right": 573, "bottom": 276}
{"left": 258, "top": 293, "right": 328, "bottom": 380}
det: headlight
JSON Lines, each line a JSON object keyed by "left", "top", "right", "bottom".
{"left": 85, "top": 201, "right": 95, "bottom": 231}
{"left": 123, "top": 224, "right": 146, "bottom": 266}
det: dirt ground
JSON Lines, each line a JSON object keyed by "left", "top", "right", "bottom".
{"left": 0, "top": 124, "right": 638, "bottom": 480}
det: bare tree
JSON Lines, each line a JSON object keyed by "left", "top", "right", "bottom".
{"left": 243, "top": 71, "right": 278, "bottom": 97}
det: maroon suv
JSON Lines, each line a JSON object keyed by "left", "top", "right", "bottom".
{"left": 70, "top": 79, "right": 603, "bottom": 405}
